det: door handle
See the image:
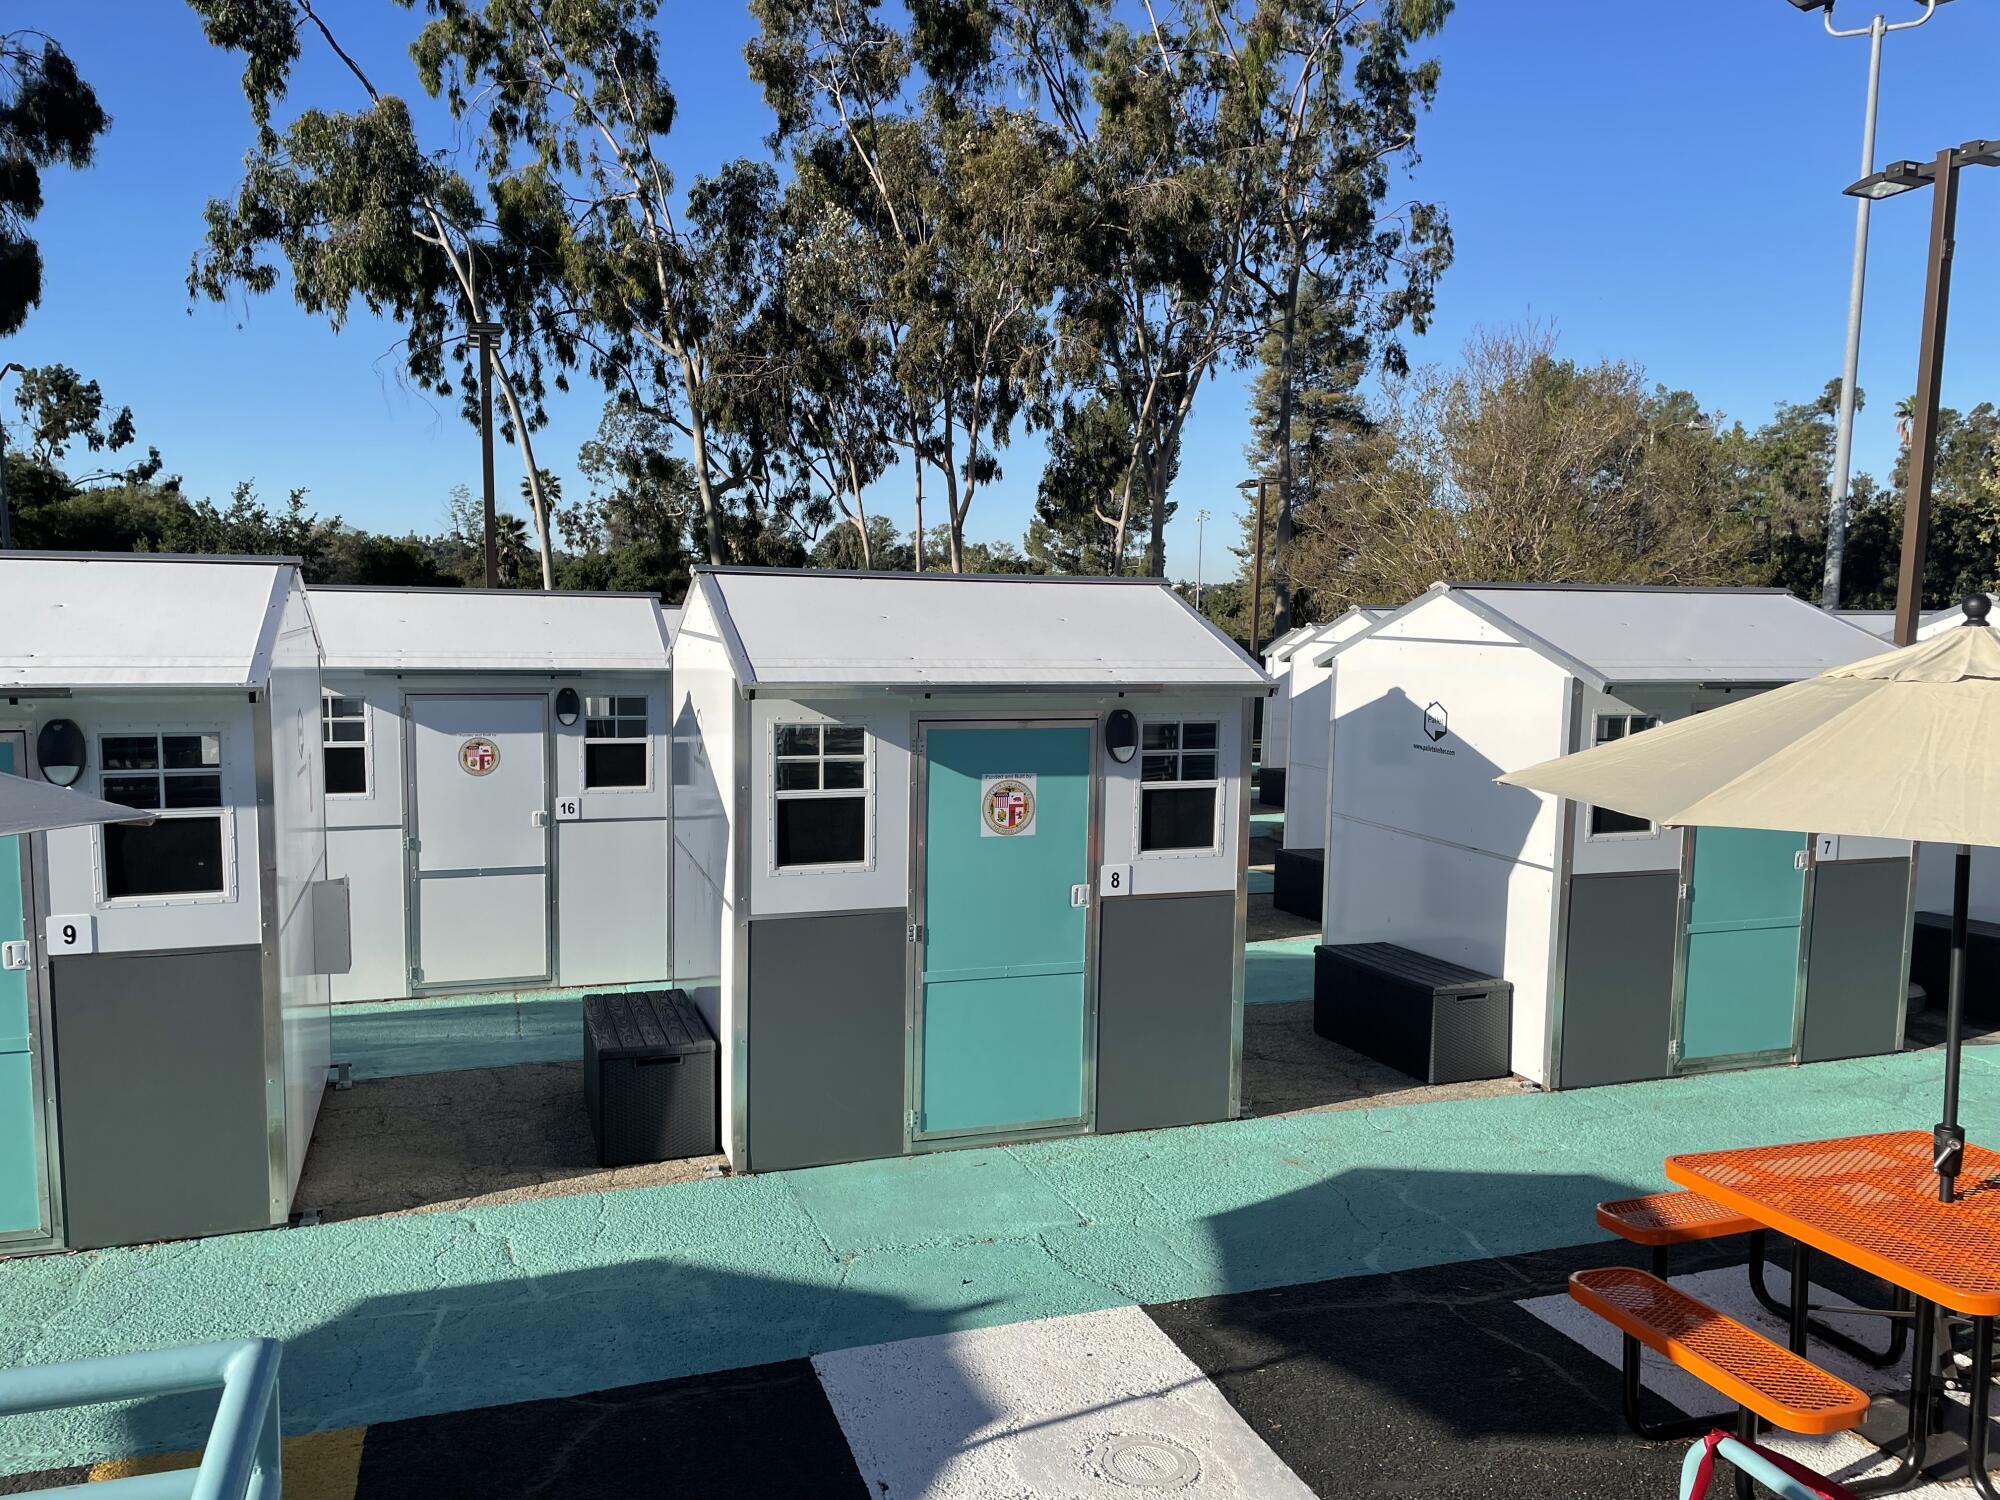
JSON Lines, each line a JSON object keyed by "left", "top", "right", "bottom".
{"left": 0, "top": 940, "right": 28, "bottom": 972}
{"left": 530, "top": 810, "right": 550, "bottom": 828}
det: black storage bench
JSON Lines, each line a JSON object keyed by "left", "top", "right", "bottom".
{"left": 1273, "top": 847, "right": 1323, "bottom": 920}
{"left": 583, "top": 989, "right": 718, "bottom": 1166}
{"left": 1313, "top": 942, "right": 1512, "bottom": 1084}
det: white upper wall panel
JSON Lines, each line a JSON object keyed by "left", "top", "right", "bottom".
{"left": 309, "top": 587, "right": 672, "bottom": 672}
{"left": 702, "top": 569, "right": 1269, "bottom": 692}
{"left": 0, "top": 554, "right": 294, "bottom": 687}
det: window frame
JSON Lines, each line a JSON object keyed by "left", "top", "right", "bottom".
{"left": 1584, "top": 712, "right": 1662, "bottom": 841}
{"left": 91, "top": 723, "right": 238, "bottom": 907}
{"left": 320, "top": 691, "right": 371, "bottom": 800}
{"left": 1135, "top": 717, "right": 1225, "bottom": 859}
{"left": 768, "top": 719, "right": 874, "bottom": 875}
{"left": 582, "top": 692, "right": 653, "bottom": 793}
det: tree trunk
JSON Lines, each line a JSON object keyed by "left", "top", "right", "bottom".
{"left": 1270, "top": 259, "right": 1302, "bottom": 636}
{"left": 674, "top": 345, "right": 727, "bottom": 564}
{"left": 492, "top": 360, "right": 556, "bottom": 590}
{"left": 911, "top": 425, "right": 926, "bottom": 572}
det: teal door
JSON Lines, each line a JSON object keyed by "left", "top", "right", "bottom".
{"left": 0, "top": 735, "right": 47, "bottom": 1238}
{"left": 917, "top": 724, "right": 1093, "bottom": 1140}
{"left": 1678, "top": 827, "right": 1807, "bottom": 1065}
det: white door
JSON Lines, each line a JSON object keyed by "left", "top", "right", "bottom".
{"left": 407, "top": 695, "right": 551, "bottom": 989}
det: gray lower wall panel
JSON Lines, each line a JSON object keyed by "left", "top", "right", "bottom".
{"left": 1558, "top": 872, "right": 1678, "bottom": 1090}
{"left": 1803, "top": 859, "right": 1911, "bottom": 1063}
{"left": 1095, "top": 893, "right": 1236, "bottom": 1134}
{"left": 53, "top": 946, "right": 274, "bottom": 1249}
{"left": 747, "top": 909, "right": 908, "bottom": 1173}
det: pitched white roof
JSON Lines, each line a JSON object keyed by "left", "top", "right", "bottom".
{"left": 309, "top": 587, "right": 673, "bottom": 672}
{"left": 1834, "top": 609, "right": 1896, "bottom": 641}
{"left": 0, "top": 554, "right": 296, "bottom": 688}
{"left": 1414, "top": 583, "right": 1884, "bottom": 690}
{"left": 698, "top": 568, "right": 1268, "bottom": 692}
{"left": 1306, "top": 606, "right": 1389, "bottom": 666}
{"left": 1264, "top": 623, "right": 1324, "bottom": 665}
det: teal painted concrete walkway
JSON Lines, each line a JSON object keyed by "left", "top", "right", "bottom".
{"left": 1, "top": 1046, "right": 1990, "bottom": 1473}
{"left": 1245, "top": 936, "right": 1317, "bottom": 1005}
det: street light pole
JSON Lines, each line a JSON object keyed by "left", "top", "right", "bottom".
{"left": 0, "top": 362, "right": 25, "bottom": 551}
{"left": 1845, "top": 138, "right": 1997, "bottom": 645}
{"left": 1194, "top": 508, "right": 1210, "bottom": 610}
{"left": 1793, "top": 0, "right": 1948, "bottom": 609}
{"left": 1892, "top": 145, "right": 1960, "bottom": 647}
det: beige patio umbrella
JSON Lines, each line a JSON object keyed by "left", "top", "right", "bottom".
{"left": 1499, "top": 601, "right": 2000, "bottom": 1200}
{"left": 0, "top": 773, "right": 156, "bottom": 839}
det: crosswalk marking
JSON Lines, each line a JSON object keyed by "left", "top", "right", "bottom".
{"left": 813, "top": 1306, "right": 1316, "bottom": 1499}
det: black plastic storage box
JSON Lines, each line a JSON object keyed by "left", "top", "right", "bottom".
{"left": 582, "top": 989, "right": 718, "bottom": 1166}
{"left": 1272, "top": 847, "right": 1323, "bottom": 921}
{"left": 1313, "top": 942, "right": 1512, "bottom": 1084}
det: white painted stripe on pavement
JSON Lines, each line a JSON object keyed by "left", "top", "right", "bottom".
{"left": 813, "top": 1305, "right": 1316, "bottom": 1499}
{"left": 1521, "top": 1265, "right": 1982, "bottom": 1496}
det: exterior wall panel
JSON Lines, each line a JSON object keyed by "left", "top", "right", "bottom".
{"left": 1095, "top": 892, "right": 1237, "bottom": 1133}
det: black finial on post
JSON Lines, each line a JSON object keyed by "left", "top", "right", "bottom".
{"left": 1963, "top": 593, "right": 1992, "bottom": 627}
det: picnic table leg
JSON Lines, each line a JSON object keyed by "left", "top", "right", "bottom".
{"left": 1851, "top": 1297, "right": 1938, "bottom": 1496}
{"left": 1790, "top": 1241, "right": 1812, "bottom": 1356}
{"left": 1748, "top": 1231, "right": 1910, "bottom": 1368}
{"left": 1735, "top": 1406, "right": 1758, "bottom": 1500}
{"left": 1968, "top": 1314, "right": 2000, "bottom": 1500}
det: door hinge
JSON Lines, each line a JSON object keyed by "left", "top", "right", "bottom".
{"left": 906, "top": 1108, "right": 919, "bottom": 1133}
{"left": 410, "top": 965, "right": 423, "bottom": 984}
{"left": 1679, "top": 882, "right": 1690, "bottom": 901}
{"left": 907, "top": 922, "right": 922, "bottom": 945}
{"left": 404, "top": 835, "right": 420, "bottom": 853}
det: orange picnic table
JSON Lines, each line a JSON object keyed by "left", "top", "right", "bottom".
{"left": 1667, "top": 1130, "right": 2000, "bottom": 1497}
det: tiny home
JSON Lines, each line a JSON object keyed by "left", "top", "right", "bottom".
{"left": 0, "top": 553, "right": 337, "bottom": 1253}
{"left": 308, "top": 586, "right": 678, "bottom": 1002}
{"left": 671, "top": 567, "right": 1270, "bottom": 1173}
{"left": 1322, "top": 583, "right": 1910, "bottom": 1090}
{"left": 1254, "top": 623, "right": 1321, "bottom": 808}
{"left": 1270, "top": 607, "right": 1384, "bottom": 918}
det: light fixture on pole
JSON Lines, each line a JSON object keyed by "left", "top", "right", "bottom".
{"left": 1784, "top": 0, "right": 1950, "bottom": 611}
{"left": 1842, "top": 138, "right": 2000, "bottom": 646}
{"left": 467, "top": 321, "right": 504, "bottom": 589}
{"left": 1235, "top": 477, "right": 1270, "bottom": 659}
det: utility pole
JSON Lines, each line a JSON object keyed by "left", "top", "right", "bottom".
{"left": 1194, "top": 508, "right": 1210, "bottom": 610}
{"left": 1237, "top": 476, "right": 1270, "bottom": 658}
{"left": 470, "top": 321, "right": 503, "bottom": 588}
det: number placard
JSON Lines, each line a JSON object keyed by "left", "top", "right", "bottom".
{"left": 555, "top": 795, "right": 583, "bottom": 822}
{"left": 1099, "top": 863, "right": 1133, "bottom": 897}
{"left": 46, "top": 914, "right": 95, "bottom": 956}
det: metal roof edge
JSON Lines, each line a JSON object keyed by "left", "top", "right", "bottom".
{"left": 742, "top": 679, "right": 1272, "bottom": 699}
{"left": 1307, "top": 606, "right": 1395, "bottom": 667}
{"left": 1157, "top": 578, "right": 1274, "bottom": 687}
{"left": 306, "top": 583, "right": 669, "bottom": 601}
{"left": 1443, "top": 580, "right": 1796, "bottom": 596}
{"left": 241, "top": 563, "right": 301, "bottom": 688}
{"left": 691, "top": 564, "right": 1171, "bottom": 587}
{"left": 696, "top": 571, "right": 759, "bottom": 687}
{"left": 1436, "top": 585, "right": 1612, "bottom": 692}
{"left": 0, "top": 549, "right": 306, "bottom": 568}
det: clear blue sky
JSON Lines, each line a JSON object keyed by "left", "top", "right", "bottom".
{"left": 10, "top": 0, "right": 2000, "bottom": 585}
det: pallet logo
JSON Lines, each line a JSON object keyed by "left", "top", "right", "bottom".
{"left": 1413, "top": 701, "right": 1455, "bottom": 756}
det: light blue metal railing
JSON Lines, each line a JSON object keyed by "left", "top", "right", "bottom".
{"left": 0, "top": 1338, "right": 282, "bottom": 1499}
{"left": 1679, "top": 1432, "right": 1843, "bottom": 1500}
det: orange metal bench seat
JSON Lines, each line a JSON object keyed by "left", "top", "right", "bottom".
{"left": 1569, "top": 1267, "right": 1868, "bottom": 1436}
{"left": 1597, "top": 1190, "right": 1760, "bottom": 1247}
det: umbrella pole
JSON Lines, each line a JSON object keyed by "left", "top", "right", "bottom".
{"left": 1939, "top": 843, "right": 1972, "bottom": 1202}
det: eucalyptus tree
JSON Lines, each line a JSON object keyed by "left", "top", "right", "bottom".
{"left": 0, "top": 28, "right": 109, "bottom": 336}
{"left": 1235, "top": 0, "right": 1454, "bottom": 632}
{"left": 187, "top": 0, "right": 567, "bottom": 587}
{"left": 750, "top": 0, "right": 1064, "bottom": 572}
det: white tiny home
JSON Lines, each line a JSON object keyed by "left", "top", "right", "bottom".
{"left": 1254, "top": 622, "right": 1321, "bottom": 807}
{"left": 672, "top": 567, "right": 1270, "bottom": 1173}
{"left": 1322, "top": 583, "right": 1910, "bottom": 1090}
{"left": 1283, "top": 607, "right": 1386, "bottom": 857}
{"left": 0, "top": 553, "right": 336, "bottom": 1253}
{"left": 308, "top": 586, "right": 678, "bottom": 1002}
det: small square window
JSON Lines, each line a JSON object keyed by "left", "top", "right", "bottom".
{"left": 1180, "top": 753, "right": 1217, "bottom": 781}
{"left": 775, "top": 761, "right": 820, "bottom": 792}
{"left": 1182, "top": 722, "right": 1218, "bottom": 751}
{"left": 1141, "top": 786, "right": 1217, "bottom": 852}
{"left": 101, "top": 736, "right": 158, "bottom": 772}
{"left": 323, "top": 695, "right": 371, "bottom": 798}
{"left": 776, "top": 797, "right": 867, "bottom": 868}
{"left": 102, "top": 776, "right": 160, "bottom": 810}
{"left": 1140, "top": 755, "right": 1178, "bottom": 783}
{"left": 823, "top": 759, "right": 865, "bottom": 790}
{"left": 823, "top": 726, "right": 865, "bottom": 755}
{"left": 163, "top": 773, "right": 222, "bottom": 810}
{"left": 163, "top": 733, "right": 220, "bottom": 769}
{"left": 582, "top": 692, "right": 650, "bottom": 788}
{"left": 773, "top": 722, "right": 871, "bottom": 871}
{"left": 104, "top": 817, "right": 225, "bottom": 898}
{"left": 1142, "top": 723, "right": 1179, "bottom": 752}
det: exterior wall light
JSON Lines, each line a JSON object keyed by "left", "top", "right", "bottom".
{"left": 37, "top": 718, "right": 85, "bottom": 787}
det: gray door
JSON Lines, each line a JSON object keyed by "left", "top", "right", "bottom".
{"left": 407, "top": 695, "right": 551, "bottom": 990}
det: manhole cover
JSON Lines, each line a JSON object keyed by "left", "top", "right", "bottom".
{"left": 1098, "top": 1433, "right": 1201, "bottom": 1491}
